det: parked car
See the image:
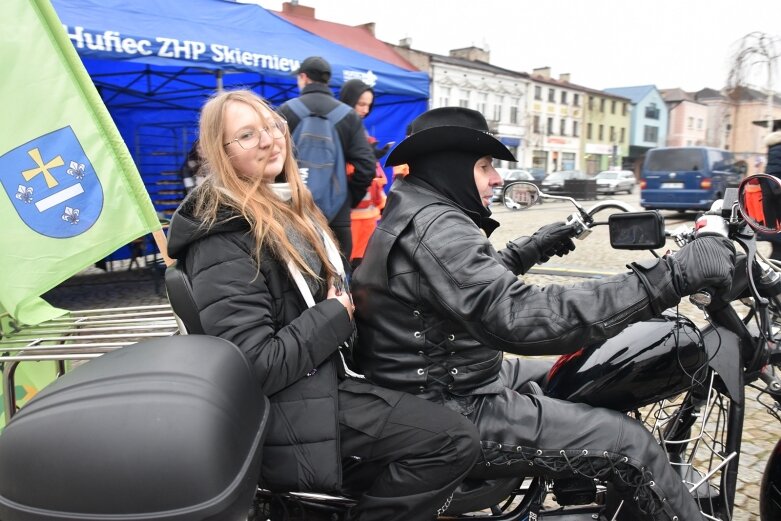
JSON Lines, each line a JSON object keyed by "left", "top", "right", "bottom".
{"left": 540, "top": 170, "right": 587, "bottom": 193}
{"left": 528, "top": 167, "right": 547, "bottom": 182}
{"left": 492, "top": 168, "right": 534, "bottom": 201}
{"left": 595, "top": 170, "right": 636, "bottom": 194}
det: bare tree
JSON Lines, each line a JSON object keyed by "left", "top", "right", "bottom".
{"left": 727, "top": 31, "right": 781, "bottom": 132}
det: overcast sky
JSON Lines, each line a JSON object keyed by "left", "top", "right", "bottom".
{"left": 256, "top": 0, "right": 781, "bottom": 93}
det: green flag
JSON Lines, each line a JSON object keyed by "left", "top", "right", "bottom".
{"left": 0, "top": 0, "right": 161, "bottom": 325}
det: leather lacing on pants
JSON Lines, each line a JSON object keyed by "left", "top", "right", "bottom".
{"left": 480, "top": 441, "right": 683, "bottom": 521}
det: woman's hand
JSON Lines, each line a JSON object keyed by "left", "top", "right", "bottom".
{"left": 327, "top": 285, "right": 354, "bottom": 320}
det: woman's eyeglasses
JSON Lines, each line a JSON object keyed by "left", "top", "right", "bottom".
{"left": 224, "top": 120, "right": 287, "bottom": 149}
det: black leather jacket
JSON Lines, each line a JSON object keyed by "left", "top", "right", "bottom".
{"left": 352, "top": 179, "right": 680, "bottom": 408}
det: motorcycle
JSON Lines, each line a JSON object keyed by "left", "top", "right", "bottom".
{"left": 0, "top": 175, "right": 779, "bottom": 521}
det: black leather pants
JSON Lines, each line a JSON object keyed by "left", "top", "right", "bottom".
{"left": 338, "top": 379, "right": 481, "bottom": 521}
{"left": 467, "top": 358, "right": 703, "bottom": 521}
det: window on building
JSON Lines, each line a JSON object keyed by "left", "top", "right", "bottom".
{"left": 598, "top": 124, "right": 604, "bottom": 140}
{"left": 588, "top": 96, "right": 594, "bottom": 110}
{"left": 573, "top": 93, "right": 580, "bottom": 107}
{"left": 622, "top": 103, "right": 628, "bottom": 116}
{"left": 560, "top": 119, "right": 566, "bottom": 136}
{"left": 534, "top": 85, "right": 542, "bottom": 100}
{"left": 494, "top": 95, "right": 503, "bottom": 121}
{"left": 587, "top": 122, "right": 593, "bottom": 139}
{"left": 611, "top": 100, "right": 616, "bottom": 114}
{"left": 643, "top": 125, "right": 659, "bottom": 143}
{"left": 620, "top": 127, "right": 626, "bottom": 143}
{"left": 645, "top": 103, "right": 660, "bottom": 119}
{"left": 533, "top": 115, "right": 541, "bottom": 134}
{"left": 458, "top": 89, "right": 470, "bottom": 108}
{"left": 561, "top": 91, "right": 568, "bottom": 104}
{"left": 548, "top": 88, "right": 556, "bottom": 102}
{"left": 697, "top": 118, "right": 703, "bottom": 129}
{"left": 477, "top": 92, "right": 487, "bottom": 114}
{"left": 510, "top": 106, "right": 518, "bottom": 124}
{"left": 599, "top": 99, "right": 606, "bottom": 112}
{"left": 546, "top": 117, "right": 554, "bottom": 135}
{"left": 438, "top": 87, "right": 451, "bottom": 107}
{"left": 573, "top": 121, "right": 579, "bottom": 137}
{"left": 687, "top": 117, "right": 694, "bottom": 129}
{"left": 609, "top": 126, "right": 616, "bottom": 142}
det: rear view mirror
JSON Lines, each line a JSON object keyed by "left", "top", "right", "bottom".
{"left": 503, "top": 182, "right": 540, "bottom": 211}
{"left": 608, "top": 211, "right": 666, "bottom": 250}
{"left": 738, "top": 174, "right": 781, "bottom": 235}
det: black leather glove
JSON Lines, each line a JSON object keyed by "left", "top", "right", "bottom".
{"left": 505, "top": 221, "right": 577, "bottom": 274}
{"left": 530, "top": 222, "right": 577, "bottom": 263}
{"left": 666, "top": 236, "right": 736, "bottom": 297}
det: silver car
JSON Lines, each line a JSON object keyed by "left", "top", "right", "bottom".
{"left": 595, "top": 170, "right": 636, "bottom": 195}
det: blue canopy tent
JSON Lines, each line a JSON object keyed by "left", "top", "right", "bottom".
{"left": 50, "top": 0, "right": 428, "bottom": 218}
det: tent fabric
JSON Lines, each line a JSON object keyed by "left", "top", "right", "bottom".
{"left": 49, "top": 0, "right": 428, "bottom": 217}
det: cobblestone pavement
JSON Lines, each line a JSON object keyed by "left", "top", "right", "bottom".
{"left": 40, "top": 192, "right": 778, "bottom": 519}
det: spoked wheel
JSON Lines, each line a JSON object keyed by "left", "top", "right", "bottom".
{"left": 639, "top": 371, "right": 743, "bottom": 520}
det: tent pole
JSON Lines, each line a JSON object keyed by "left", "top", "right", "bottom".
{"left": 216, "top": 70, "right": 224, "bottom": 92}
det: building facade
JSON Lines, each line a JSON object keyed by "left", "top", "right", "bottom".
{"left": 661, "top": 88, "right": 708, "bottom": 147}
{"left": 581, "top": 89, "right": 631, "bottom": 174}
{"left": 695, "top": 86, "right": 781, "bottom": 175}
{"left": 393, "top": 43, "right": 530, "bottom": 167}
{"left": 525, "top": 68, "right": 584, "bottom": 173}
{"left": 603, "top": 85, "right": 668, "bottom": 173}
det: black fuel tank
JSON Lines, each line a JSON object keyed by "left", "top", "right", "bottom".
{"left": 545, "top": 312, "right": 707, "bottom": 411}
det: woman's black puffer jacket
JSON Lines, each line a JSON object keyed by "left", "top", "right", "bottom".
{"left": 167, "top": 199, "right": 352, "bottom": 493}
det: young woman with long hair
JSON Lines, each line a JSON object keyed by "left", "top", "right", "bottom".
{"left": 166, "top": 89, "right": 479, "bottom": 521}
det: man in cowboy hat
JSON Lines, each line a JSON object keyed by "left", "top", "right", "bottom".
{"left": 351, "top": 106, "right": 736, "bottom": 520}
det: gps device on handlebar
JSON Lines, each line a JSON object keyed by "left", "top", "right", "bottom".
{"left": 608, "top": 211, "right": 666, "bottom": 250}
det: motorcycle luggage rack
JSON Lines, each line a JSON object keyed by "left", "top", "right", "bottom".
{"left": 0, "top": 304, "right": 179, "bottom": 422}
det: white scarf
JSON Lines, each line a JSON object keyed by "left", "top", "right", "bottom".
{"left": 271, "top": 181, "right": 362, "bottom": 378}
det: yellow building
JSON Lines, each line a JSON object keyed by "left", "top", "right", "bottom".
{"left": 581, "top": 90, "right": 632, "bottom": 174}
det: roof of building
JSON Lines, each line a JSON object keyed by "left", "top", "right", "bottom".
{"left": 275, "top": 6, "right": 419, "bottom": 71}
{"left": 693, "top": 87, "right": 726, "bottom": 101}
{"left": 660, "top": 88, "right": 695, "bottom": 102}
{"left": 431, "top": 53, "right": 529, "bottom": 78}
{"left": 531, "top": 74, "right": 631, "bottom": 101}
{"left": 602, "top": 85, "right": 658, "bottom": 104}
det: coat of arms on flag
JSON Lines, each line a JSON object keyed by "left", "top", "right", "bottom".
{"left": 0, "top": 126, "right": 103, "bottom": 239}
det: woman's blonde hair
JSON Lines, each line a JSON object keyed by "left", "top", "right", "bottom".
{"left": 192, "top": 89, "right": 337, "bottom": 282}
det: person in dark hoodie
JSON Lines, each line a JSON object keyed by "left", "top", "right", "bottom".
{"left": 764, "top": 120, "right": 781, "bottom": 260}
{"left": 165, "top": 90, "right": 480, "bottom": 521}
{"left": 352, "top": 106, "right": 738, "bottom": 521}
{"left": 338, "top": 79, "right": 391, "bottom": 267}
{"left": 278, "top": 56, "right": 376, "bottom": 258}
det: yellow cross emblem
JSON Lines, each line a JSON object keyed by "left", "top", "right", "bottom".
{"left": 21, "top": 148, "right": 64, "bottom": 188}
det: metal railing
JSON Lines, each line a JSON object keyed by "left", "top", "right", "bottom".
{"left": 0, "top": 304, "right": 180, "bottom": 422}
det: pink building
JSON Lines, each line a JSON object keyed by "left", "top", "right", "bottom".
{"left": 661, "top": 89, "right": 708, "bottom": 147}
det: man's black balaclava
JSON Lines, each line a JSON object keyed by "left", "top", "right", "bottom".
{"left": 407, "top": 150, "right": 499, "bottom": 235}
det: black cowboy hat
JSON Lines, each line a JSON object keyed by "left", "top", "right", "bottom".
{"left": 385, "top": 107, "right": 516, "bottom": 166}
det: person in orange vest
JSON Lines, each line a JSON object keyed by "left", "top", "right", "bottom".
{"left": 339, "top": 80, "right": 392, "bottom": 267}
